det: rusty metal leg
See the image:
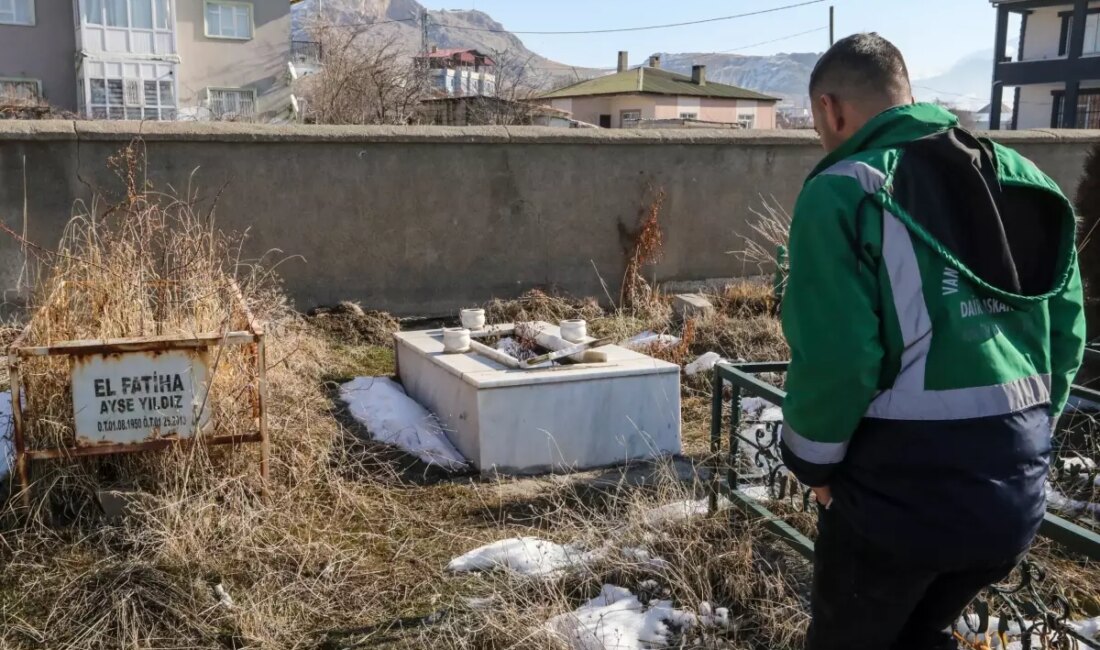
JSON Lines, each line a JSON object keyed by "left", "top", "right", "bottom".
{"left": 256, "top": 338, "right": 270, "bottom": 496}
{"left": 8, "top": 357, "right": 29, "bottom": 508}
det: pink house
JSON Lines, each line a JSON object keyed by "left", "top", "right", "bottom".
{"left": 541, "top": 52, "right": 779, "bottom": 129}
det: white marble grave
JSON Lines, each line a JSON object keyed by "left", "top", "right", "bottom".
{"left": 394, "top": 322, "right": 681, "bottom": 473}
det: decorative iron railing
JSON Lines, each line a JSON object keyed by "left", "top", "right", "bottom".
{"left": 710, "top": 361, "right": 1100, "bottom": 649}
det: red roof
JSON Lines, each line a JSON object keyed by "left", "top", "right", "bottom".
{"left": 420, "top": 48, "right": 495, "bottom": 66}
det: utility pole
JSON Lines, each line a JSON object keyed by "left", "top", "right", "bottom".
{"left": 829, "top": 5, "right": 834, "bottom": 46}
{"left": 420, "top": 8, "right": 430, "bottom": 56}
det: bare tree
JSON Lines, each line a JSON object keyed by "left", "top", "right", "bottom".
{"left": 298, "top": 23, "right": 425, "bottom": 125}
{"left": 459, "top": 50, "right": 554, "bottom": 126}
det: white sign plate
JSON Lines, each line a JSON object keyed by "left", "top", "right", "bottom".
{"left": 71, "top": 349, "right": 211, "bottom": 445}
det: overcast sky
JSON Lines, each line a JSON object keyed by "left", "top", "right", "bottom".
{"left": 416, "top": 0, "right": 1001, "bottom": 79}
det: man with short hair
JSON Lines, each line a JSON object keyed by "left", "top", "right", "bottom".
{"left": 778, "top": 33, "right": 1085, "bottom": 650}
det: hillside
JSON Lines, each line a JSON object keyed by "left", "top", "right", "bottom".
{"left": 657, "top": 51, "right": 821, "bottom": 106}
{"left": 292, "top": 0, "right": 601, "bottom": 84}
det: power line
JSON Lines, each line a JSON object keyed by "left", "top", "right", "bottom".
{"left": 714, "top": 26, "right": 829, "bottom": 53}
{"left": 513, "top": 26, "right": 832, "bottom": 72}
{"left": 439, "top": 0, "right": 827, "bottom": 35}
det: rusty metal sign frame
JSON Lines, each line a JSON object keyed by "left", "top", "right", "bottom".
{"left": 6, "top": 279, "right": 268, "bottom": 505}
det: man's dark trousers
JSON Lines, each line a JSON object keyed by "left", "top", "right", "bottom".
{"left": 807, "top": 505, "right": 1020, "bottom": 650}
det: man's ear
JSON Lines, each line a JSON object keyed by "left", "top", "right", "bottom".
{"left": 820, "top": 93, "right": 844, "bottom": 134}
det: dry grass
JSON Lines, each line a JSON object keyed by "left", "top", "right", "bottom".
{"left": 0, "top": 143, "right": 483, "bottom": 649}
{"left": 306, "top": 301, "right": 400, "bottom": 347}
{"left": 393, "top": 462, "right": 812, "bottom": 650}
{"left": 692, "top": 313, "right": 789, "bottom": 363}
{"left": 484, "top": 289, "right": 605, "bottom": 327}
{"left": 5, "top": 146, "right": 1090, "bottom": 649}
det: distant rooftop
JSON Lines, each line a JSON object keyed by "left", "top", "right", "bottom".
{"left": 541, "top": 66, "right": 778, "bottom": 102}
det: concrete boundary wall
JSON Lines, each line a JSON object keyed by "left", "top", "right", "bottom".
{"left": 1, "top": 121, "right": 1098, "bottom": 316}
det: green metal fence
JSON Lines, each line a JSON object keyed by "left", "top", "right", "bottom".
{"left": 710, "top": 361, "right": 1100, "bottom": 649}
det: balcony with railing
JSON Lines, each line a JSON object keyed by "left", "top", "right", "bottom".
{"left": 291, "top": 40, "right": 322, "bottom": 66}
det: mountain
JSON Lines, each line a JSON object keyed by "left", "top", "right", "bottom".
{"left": 656, "top": 52, "right": 821, "bottom": 106}
{"left": 910, "top": 50, "right": 994, "bottom": 111}
{"left": 292, "top": 0, "right": 599, "bottom": 82}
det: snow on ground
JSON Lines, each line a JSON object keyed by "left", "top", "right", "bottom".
{"left": 639, "top": 499, "right": 711, "bottom": 527}
{"left": 1071, "top": 616, "right": 1100, "bottom": 642}
{"left": 739, "top": 485, "right": 772, "bottom": 503}
{"left": 619, "top": 546, "right": 671, "bottom": 571}
{"left": 954, "top": 611, "right": 1100, "bottom": 648}
{"left": 1046, "top": 482, "right": 1100, "bottom": 522}
{"left": 685, "top": 352, "right": 722, "bottom": 376}
{"left": 339, "top": 377, "right": 468, "bottom": 470}
{"left": 623, "top": 332, "right": 680, "bottom": 352}
{"left": 740, "top": 397, "right": 782, "bottom": 422}
{"left": 545, "top": 584, "right": 703, "bottom": 650}
{"left": 0, "top": 392, "right": 12, "bottom": 480}
{"left": 447, "top": 537, "right": 596, "bottom": 577}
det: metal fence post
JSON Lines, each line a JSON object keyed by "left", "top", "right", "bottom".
{"left": 728, "top": 384, "right": 742, "bottom": 492}
{"left": 709, "top": 368, "right": 724, "bottom": 513}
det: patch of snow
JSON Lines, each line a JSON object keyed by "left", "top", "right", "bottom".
{"left": 955, "top": 613, "right": 1100, "bottom": 648}
{"left": 1046, "top": 482, "right": 1100, "bottom": 522}
{"left": 545, "top": 584, "right": 699, "bottom": 650}
{"left": 740, "top": 485, "right": 772, "bottom": 503}
{"left": 1062, "top": 454, "right": 1097, "bottom": 472}
{"left": 620, "top": 546, "right": 671, "bottom": 571}
{"left": 0, "top": 392, "right": 11, "bottom": 481}
{"left": 685, "top": 352, "right": 722, "bottom": 376}
{"left": 339, "top": 377, "right": 468, "bottom": 471}
{"left": 623, "top": 332, "right": 680, "bottom": 352}
{"left": 955, "top": 615, "right": 1037, "bottom": 649}
{"left": 463, "top": 596, "right": 497, "bottom": 610}
{"left": 697, "top": 601, "right": 732, "bottom": 630}
{"left": 447, "top": 537, "right": 594, "bottom": 577}
{"left": 1070, "top": 616, "right": 1100, "bottom": 641}
{"left": 741, "top": 397, "right": 783, "bottom": 422}
{"left": 640, "top": 499, "right": 711, "bottom": 527}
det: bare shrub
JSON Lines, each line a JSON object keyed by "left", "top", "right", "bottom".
{"left": 621, "top": 186, "right": 666, "bottom": 312}
{"left": 299, "top": 27, "right": 424, "bottom": 125}
{"left": 735, "top": 195, "right": 791, "bottom": 278}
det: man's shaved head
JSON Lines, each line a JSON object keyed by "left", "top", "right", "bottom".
{"left": 810, "top": 33, "right": 912, "bottom": 108}
{"left": 808, "top": 33, "right": 913, "bottom": 152}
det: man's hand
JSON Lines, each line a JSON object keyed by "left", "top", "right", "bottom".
{"left": 812, "top": 486, "right": 833, "bottom": 509}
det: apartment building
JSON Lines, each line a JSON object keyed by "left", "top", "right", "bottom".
{"left": 0, "top": 0, "right": 296, "bottom": 121}
{"left": 414, "top": 48, "right": 497, "bottom": 98}
{"left": 989, "top": 0, "right": 1100, "bottom": 129}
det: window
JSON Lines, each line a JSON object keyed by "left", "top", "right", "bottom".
{"left": 85, "top": 64, "right": 176, "bottom": 120}
{"left": 0, "top": 0, "right": 33, "bottom": 25}
{"left": 620, "top": 110, "right": 641, "bottom": 127}
{"left": 1052, "top": 89, "right": 1100, "bottom": 129}
{"left": 737, "top": 113, "right": 756, "bottom": 129}
{"left": 208, "top": 88, "right": 256, "bottom": 120}
{"left": 0, "top": 79, "right": 40, "bottom": 104}
{"left": 205, "top": 1, "right": 252, "bottom": 39}
{"left": 679, "top": 112, "right": 698, "bottom": 120}
{"left": 84, "top": 0, "right": 171, "bottom": 30}
{"left": 1059, "top": 10, "right": 1100, "bottom": 56}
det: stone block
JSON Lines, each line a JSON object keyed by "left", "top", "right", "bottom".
{"left": 673, "top": 293, "right": 715, "bottom": 319}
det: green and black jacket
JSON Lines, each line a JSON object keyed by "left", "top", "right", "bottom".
{"left": 779, "top": 103, "right": 1086, "bottom": 567}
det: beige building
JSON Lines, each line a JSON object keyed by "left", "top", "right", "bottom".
{"left": 541, "top": 53, "right": 779, "bottom": 129}
{"left": 0, "top": 0, "right": 297, "bottom": 120}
